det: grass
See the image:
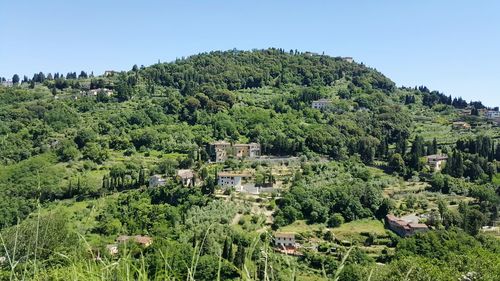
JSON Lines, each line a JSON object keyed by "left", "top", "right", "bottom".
{"left": 331, "top": 219, "right": 387, "bottom": 241}
{"left": 279, "top": 220, "right": 325, "bottom": 234}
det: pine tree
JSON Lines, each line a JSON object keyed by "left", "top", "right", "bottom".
{"left": 12, "top": 74, "right": 20, "bottom": 84}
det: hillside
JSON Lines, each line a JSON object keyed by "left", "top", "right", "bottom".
{"left": 0, "top": 49, "right": 499, "bottom": 281}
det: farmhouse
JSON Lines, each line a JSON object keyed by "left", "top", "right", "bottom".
{"left": 208, "top": 141, "right": 261, "bottom": 162}
{"left": 176, "top": 169, "right": 195, "bottom": 186}
{"left": 426, "top": 154, "right": 448, "bottom": 171}
{"left": 217, "top": 171, "right": 252, "bottom": 189}
{"left": 149, "top": 174, "right": 167, "bottom": 188}
{"left": 274, "top": 232, "right": 296, "bottom": 247}
{"left": 311, "top": 99, "right": 332, "bottom": 110}
{"left": 274, "top": 232, "right": 301, "bottom": 255}
{"left": 386, "top": 214, "right": 429, "bottom": 237}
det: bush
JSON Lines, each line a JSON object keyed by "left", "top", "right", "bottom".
{"left": 327, "top": 213, "right": 345, "bottom": 228}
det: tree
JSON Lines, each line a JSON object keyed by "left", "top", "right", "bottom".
{"left": 74, "top": 128, "right": 97, "bottom": 149}
{"left": 437, "top": 199, "right": 447, "bottom": 221}
{"left": 78, "top": 71, "right": 88, "bottom": 79}
{"left": 427, "top": 138, "right": 438, "bottom": 155}
{"left": 327, "top": 213, "right": 344, "bottom": 227}
{"left": 388, "top": 153, "right": 405, "bottom": 174}
{"left": 463, "top": 209, "right": 486, "bottom": 235}
{"left": 222, "top": 237, "right": 233, "bottom": 261}
{"left": 376, "top": 198, "right": 393, "bottom": 219}
{"left": 233, "top": 242, "right": 245, "bottom": 269}
{"left": 57, "top": 140, "right": 79, "bottom": 161}
{"left": 12, "top": 74, "right": 20, "bottom": 84}
{"left": 408, "top": 135, "right": 425, "bottom": 170}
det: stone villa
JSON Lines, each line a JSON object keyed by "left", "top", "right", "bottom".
{"left": 208, "top": 141, "right": 261, "bottom": 162}
{"left": 176, "top": 169, "right": 195, "bottom": 187}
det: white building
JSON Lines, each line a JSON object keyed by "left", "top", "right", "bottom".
{"left": 311, "top": 99, "right": 332, "bottom": 110}
{"left": 426, "top": 154, "right": 448, "bottom": 171}
{"left": 1, "top": 80, "right": 13, "bottom": 87}
{"left": 86, "top": 88, "right": 113, "bottom": 97}
{"left": 486, "top": 111, "right": 500, "bottom": 119}
{"left": 149, "top": 175, "right": 167, "bottom": 188}
{"left": 217, "top": 172, "right": 252, "bottom": 189}
{"left": 274, "top": 232, "right": 296, "bottom": 247}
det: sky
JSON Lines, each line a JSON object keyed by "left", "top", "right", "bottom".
{"left": 1, "top": 0, "right": 499, "bottom": 106}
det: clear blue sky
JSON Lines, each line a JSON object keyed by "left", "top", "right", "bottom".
{"left": 1, "top": 0, "right": 498, "bottom": 106}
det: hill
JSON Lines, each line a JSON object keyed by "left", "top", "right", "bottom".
{"left": 0, "top": 48, "right": 499, "bottom": 280}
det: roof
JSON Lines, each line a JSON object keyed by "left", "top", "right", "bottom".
{"left": 386, "top": 214, "right": 429, "bottom": 231}
{"left": 211, "top": 140, "right": 231, "bottom": 145}
{"left": 233, "top": 142, "right": 260, "bottom": 147}
{"left": 386, "top": 214, "right": 412, "bottom": 228}
{"left": 218, "top": 171, "right": 252, "bottom": 177}
{"left": 312, "top": 99, "right": 331, "bottom": 103}
{"left": 408, "top": 223, "right": 428, "bottom": 229}
{"left": 233, "top": 143, "right": 251, "bottom": 147}
{"left": 275, "top": 232, "right": 295, "bottom": 238}
{"left": 426, "top": 154, "right": 448, "bottom": 161}
{"left": 177, "top": 169, "right": 194, "bottom": 179}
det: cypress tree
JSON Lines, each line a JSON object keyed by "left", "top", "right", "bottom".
{"left": 496, "top": 143, "right": 500, "bottom": 161}
{"left": 409, "top": 135, "right": 425, "bottom": 170}
{"left": 222, "top": 237, "right": 233, "bottom": 260}
{"left": 234, "top": 242, "right": 246, "bottom": 269}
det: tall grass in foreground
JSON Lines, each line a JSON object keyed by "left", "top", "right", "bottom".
{"left": 0, "top": 215, "right": 366, "bottom": 281}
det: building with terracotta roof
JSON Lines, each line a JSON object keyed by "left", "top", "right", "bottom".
{"left": 274, "top": 232, "right": 301, "bottom": 255}
{"left": 274, "top": 232, "right": 296, "bottom": 247}
{"left": 386, "top": 214, "right": 429, "bottom": 237}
